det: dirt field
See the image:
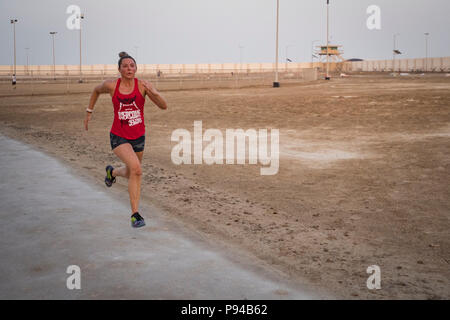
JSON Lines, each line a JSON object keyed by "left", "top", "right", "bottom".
{"left": 0, "top": 74, "right": 449, "bottom": 299}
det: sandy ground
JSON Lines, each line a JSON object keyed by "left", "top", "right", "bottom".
{"left": 0, "top": 74, "right": 449, "bottom": 299}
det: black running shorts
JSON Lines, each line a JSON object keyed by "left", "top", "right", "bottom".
{"left": 110, "top": 132, "right": 145, "bottom": 152}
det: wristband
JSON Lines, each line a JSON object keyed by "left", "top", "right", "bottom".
{"left": 86, "top": 108, "right": 93, "bottom": 113}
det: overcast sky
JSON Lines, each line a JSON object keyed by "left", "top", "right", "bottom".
{"left": 1, "top": 0, "right": 449, "bottom": 66}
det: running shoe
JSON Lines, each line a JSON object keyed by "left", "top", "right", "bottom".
{"left": 131, "top": 212, "right": 146, "bottom": 228}
{"left": 105, "top": 165, "right": 116, "bottom": 187}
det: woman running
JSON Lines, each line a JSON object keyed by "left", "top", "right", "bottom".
{"left": 84, "top": 51, "right": 168, "bottom": 228}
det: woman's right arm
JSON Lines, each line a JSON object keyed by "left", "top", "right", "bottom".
{"left": 84, "top": 80, "right": 114, "bottom": 131}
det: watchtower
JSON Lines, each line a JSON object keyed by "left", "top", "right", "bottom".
{"left": 315, "top": 45, "right": 346, "bottom": 72}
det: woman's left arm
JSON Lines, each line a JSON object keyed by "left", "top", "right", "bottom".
{"left": 141, "top": 80, "right": 168, "bottom": 110}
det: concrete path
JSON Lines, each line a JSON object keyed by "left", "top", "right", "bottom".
{"left": 0, "top": 134, "right": 320, "bottom": 299}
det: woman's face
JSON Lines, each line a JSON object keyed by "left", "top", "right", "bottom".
{"left": 119, "top": 58, "right": 137, "bottom": 79}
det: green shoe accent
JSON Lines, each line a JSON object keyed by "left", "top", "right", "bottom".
{"left": 105, "top": 165, "right": 116, "bottom": 187}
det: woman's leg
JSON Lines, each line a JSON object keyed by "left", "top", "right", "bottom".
{"left": 112, "top": 151, "right": 143, "bottom": 179}
{"left": 112, "top": 144, "right": 143, "bottom": 214}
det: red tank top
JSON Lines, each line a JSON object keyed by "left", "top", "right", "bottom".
{"left": 110, "top": 78, "right": 145, "bottom": 140}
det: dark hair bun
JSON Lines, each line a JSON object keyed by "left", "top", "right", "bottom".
{"left": 118, "top": 51, "right": 129, "bottom": 58}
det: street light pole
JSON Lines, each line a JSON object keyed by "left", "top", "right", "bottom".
{"left": 285, "top": 44, "right": 294, "bottom": 62}
{"left": 311, "top": 40, "right": 320, "bottom": 66}
{"left": 424, "top": 32, "right": 429, "bottom": 72}
{"left": 325, "top": 0, "right": 330, "bottom": 80}
{"left": 50, "top": 31, "right": 57, "bottom": 80}
{"left": 79, "top": 13, "right": 84, "bottom": 83}
{"left": 25, "top": 47, "right": 29, "bottom": 75}
{"left": 238, "top": 45, "right": 244, "bottom": 73}
{"left": 393, "top": 34, "right": 396, "bottom": 72}
{"left": 285, "top": 44, "right": 294, "bottom": 70}
{"left": 10, "top": 19, "right": 18, "bottom": 77}
{"left": 134, "top": 45, "right": 139, "bottom": 61}
{"left": 273, "top": 0, "right": 280, "bottom": 87}
{"left": 393, "top": 33, "right": 399, "bottom": 73}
